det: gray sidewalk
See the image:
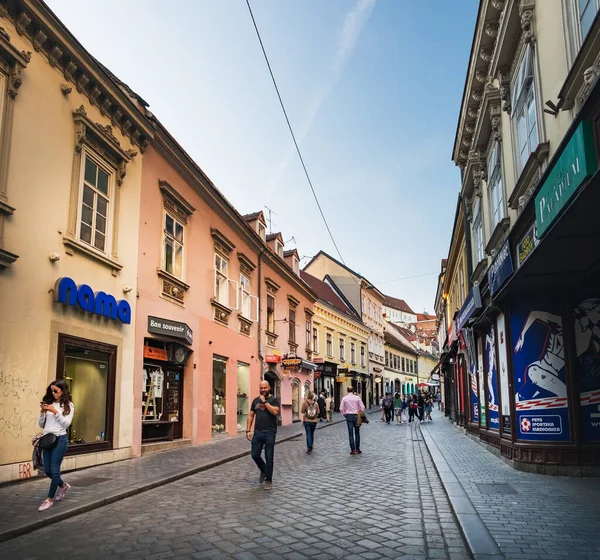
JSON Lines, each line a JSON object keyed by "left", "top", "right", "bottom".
{"left": 0, "top": 412, "right": 351, "bottom": 543}
{"left": 421, "top": 412, "right": 600, "bottom": 560}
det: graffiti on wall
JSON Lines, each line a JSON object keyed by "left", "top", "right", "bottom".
{"left": 511, "top": 307, "right": 569, "bottom": 441}
{"left": 573, "top": 298, "right": 600, "bottom": 442}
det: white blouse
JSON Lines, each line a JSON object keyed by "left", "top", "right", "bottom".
{"left": 38, "top": 401, "right": 75, "bottom": 436}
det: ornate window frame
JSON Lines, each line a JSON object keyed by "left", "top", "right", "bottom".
{"left": 64, "top": 106, "right": 136, "bottom": 274}
{"left": 0, "top": 29, "right": 29, "bottom": 269}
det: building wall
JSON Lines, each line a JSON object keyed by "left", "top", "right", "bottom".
{"left": 134, "top": 145, "right": 261, "bottom": 454}
{"left": 0, "top": 19, "right": 143, "bottom": 481}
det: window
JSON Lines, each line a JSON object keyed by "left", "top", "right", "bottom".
{"left": 326, "top": 333, "right": 333, "bottom": 357}
{"left": 351, "top": 342, "right": 356, "bottom": 364}
{"left": 163, "top": 211, "right": 184, "bottom": 279}
{"left": 394, "top": 355, "right": 398, "bottom": 370}
{"left": 402, "top": 357, "right": 405, "bottom": 372}
{"left": 385, "top": 351, "right": 389, "bottom": 367}
{"left": 459, "top": 262, "right": 465, "bottom": 303}
{"left": 313, "top": 327, "right": 319, "bottom": 353}
{"left": 361, "top": 296, "right": 366, "bottom": 313}
{"left": 79, "top": 153, "right": 112, "bottom": 253}
{"left": 360, "top": 345, "right": 365, "bottom": 366}
{"left": 240, "top": 274, "right": 251, "bottom": 319}
{"left": 288, "top": 309, "right": 296, "bottom": 343}
{"left": 512, "top": 45, "right": 538, "bottom": 173}
{"left": 267, "top": 295, "right": 275, "bottom": 333}
{"left": 578, "top": 0, "right": 600, "bottom": 40}
{"left": 293, "top": 258, "right": 299, "bottom": 275}
{"left": 306, "top": 320, "right": 311, "bottom": 350}
{"left": 214, "top": 253, "right": 229, "bottom": 306}
{"left": 339, "top": 337, "right": 345, "bottom": 361}
{"left": 276, "top": 241, "right": 283, "bottom": 258}
{"left": 487, "top": 142, "right": 505, "bottom": 230}
{"left": 258, "top": 222, "right": 266, "bottom": 241}
{"left": 472, "top": 197, "right": 485, "bottom": 265}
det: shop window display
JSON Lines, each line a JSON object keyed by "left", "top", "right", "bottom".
{"left": 236, "top": 362, "right": 250, "bottom": 433}
{"left": 212, "top": 356, "right": 227, "bottom": 435}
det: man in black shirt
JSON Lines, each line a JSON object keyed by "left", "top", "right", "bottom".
{"left": 247, "top": 380, "right": 280, "bottom": 491}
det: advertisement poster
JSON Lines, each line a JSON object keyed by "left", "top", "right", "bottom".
{"left": 477, "top": 337, "right": 486, "bottom": 427}
{"left": 486, "top": 325, "right": 499, "bottom": 430}
{"left": 511, "top": 306, "right": 569, "bottom": 441}
{"left": 497, "top": 314, "right": 510, "bottom": 416}
{"left": 462, "top": 328, "right": 478, "bottom": 422}
{"left": 573, "top": 298, "right": 600, "bottom": 442}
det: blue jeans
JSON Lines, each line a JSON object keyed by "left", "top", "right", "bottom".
{"left": 42, "top": 435, "right": 68, "bottom": 499}
{"left": 303, "top": 421, "right": 317, "bottom": 449}
{"left": 345, "top": 414, "right": 361, "bottom": 452}
{"left": 251, "top": 431, "right": 275, "bottom": 482}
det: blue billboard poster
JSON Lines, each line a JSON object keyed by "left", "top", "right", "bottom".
{"left": 511, "top": 307, "right": 570, "bottom": 441}
{"left": 470, "top": 357, "right": 479, "bottom": 422}
{"left": 477, "top": 337, "right": 486, "bottom": 426}
{"left": 486, "top": 325, "right": 500, "bottom": 430}
{"left": 573, "top": 298, "right": 600, "bottom": 442}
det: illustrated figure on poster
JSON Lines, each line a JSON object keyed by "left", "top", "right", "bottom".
{"left": 573, "top": 298, "right": 600, "bottom": 393}
{"left": 486, "top": 328, "right": 497, "bottom": 409}
{"left": 514, "top": 311, "right": 566, "bottom": 400}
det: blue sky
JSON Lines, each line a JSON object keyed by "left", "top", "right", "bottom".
{"left": 47, "top": 0, "right": 477, "bottom": 314}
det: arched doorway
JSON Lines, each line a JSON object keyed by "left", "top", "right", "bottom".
{"left": 264, "top": 368, "right": 281, "bottom": 398}
{"left": 291, "top": 378, "right": 300, "bottom": 422}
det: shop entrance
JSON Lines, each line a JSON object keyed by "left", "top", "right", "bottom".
{"left": 291, "top": 379, "right": 300, "bottom": 422}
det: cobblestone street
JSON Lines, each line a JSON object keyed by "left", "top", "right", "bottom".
{"left": 0, "top": 415, "right": 470, "bottom": 560}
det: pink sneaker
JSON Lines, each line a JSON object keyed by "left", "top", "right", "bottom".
{"left": 38, "top": 499, "right": 54, "bottom": 512}
{"left": 54, "top": 482, "right": 71, "bottom": 502}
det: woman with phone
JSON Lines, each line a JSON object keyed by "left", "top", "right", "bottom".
{"left": 37, "top": 379, "right": 74, "bottom": 512}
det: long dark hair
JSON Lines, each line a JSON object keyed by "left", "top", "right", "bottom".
{"left": 42, "top": 379, "right": 72, "bottom": 415}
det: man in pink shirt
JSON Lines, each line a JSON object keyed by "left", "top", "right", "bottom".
{"left": 339, "top": 386, "right": 366, "bottom": 455}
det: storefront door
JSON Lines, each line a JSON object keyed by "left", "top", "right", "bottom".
{"left": 165, "top": 368, "right": 183, "bottom": 439}
{"left": 292, "top": 380, "right": 300, "bottom": 422}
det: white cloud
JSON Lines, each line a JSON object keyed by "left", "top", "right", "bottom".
{"left": 265, "top": 0, "right": 377, "bottom": 200}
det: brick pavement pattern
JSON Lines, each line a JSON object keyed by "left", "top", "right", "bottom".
{"left": 0, "top": 415, "right": 470, "bottom": 560}
{"left": 421, "top": 415, "right": 600, "bottom": 560}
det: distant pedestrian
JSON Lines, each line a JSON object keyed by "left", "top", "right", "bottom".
{"left": 37, "top": 379, "right": 74, "bottom": 512}
{"left": 425, "top": 397, "right": 433, "bottom": 422}
{"left": 437, "top": 393, "right": 442, "bottom": 410}
{"left": 393, "top": 393, "right": 402, "bottom": 424}
{"left": 417, "top": 392, "right": 425, "bottom": 422}
{"left": 408, "top": 395, "right": 419, "bottom": 423}
{"left": 382, "top": 393, "right": 394, "bottom": 424}
{"left": 401, "top": 394, "right": 408, "bottom": 423}
{"left": 339, "top": 386, "right": 365, "bottom": 455}
{"left": 325, "top": 394, "right": 334, "bottom": 422}
{"left": 301, "top": 392, "right": 319, "bottom": 453}
{"left": 380, "top": 396, "right": 385, "bottom": 421}
{"left": 317, "top": 392, "right": 327, "bottom": 422}
{"left": 247, "top": 381, "right": 280, "bottom": 491}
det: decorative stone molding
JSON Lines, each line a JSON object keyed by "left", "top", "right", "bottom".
{"left": 16, "top": 12, "right": 31, "bottom": 35}
{"left": 462, "top": 136, "right": 472, "bottom": 148}
{"left": 508, "top": 141, "right": 550, "bottom": 211}
{"left": 499, "top": 68, "right": 511, "bottom": 114}
{"left": 48, "top": 44, "right": 62, "bottom": 67}
{"left": 577, "top": 65, "right": 600, "bottom": 110}
{"left": 7, "top": 63, "right": 22, "bottom": 99}
{"left": 157, "top": 268, "right": 189, "bottom": 305}
{"left": 475, "top": 70, "right": 487, "bottom": 84}
{"left": 211, "top": 298, "right": 232, "bottom": 326}
{"left": 519, "top": 0, "right": 535, "bottom": 44}
{"left": 490, "top": 103, "right": 502, "bottom": 141}
{"left": 33, "top": 28, "right": 47, "bottom": 51}
{"left": 485, "top": 22, "right": 499, "bottom": 38}
{"left": 60, "top": 83, "right": 72, "bottom": 96}
{"left": 468, "top": 106, "right": 479, "bottom": 119}
{"left": 211, "top": 228, "right": 235, "bottom": 256}
{"left": 239, "top": 315, "right": 252, "bottom": 336}
{"left": 0, "top": 248, "right": 19, "bottom": 270}
{"left": 471, "top": 89, "right": 482, "bottom": 102}
{"left": 485, "top": 217, "right": 510, "bottom": 256}
{"left": 158, "top": 180, "right": 195, "bottom": 224}
{"left": 491, "top": 0, "right": 505, "bottom": 11}
{"left": 266, "top": 332, "right": 278, "bottom": 347}
{"left": 287, "top": 295, "right": 300, "bottom": 308}
{"left": 265, "top": 277, "right": 281, "bottom": 294}
{"left": 64, "top": 60, "right": 77, "bottom": 81}
{"left": 237, "top": 252, "right": 256, "bottom": 276}
{"left": 480, "top": 47, "right": 493, "bottom": 62}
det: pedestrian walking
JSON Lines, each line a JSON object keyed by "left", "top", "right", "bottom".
{"left": 325, "top": 393, "right": 334, "bottom": 422}
{"left": 37, "top": 379, "right": 74, "bottom": 512}
{"left": 408, "top": 394, "right": 419, "bottom": 423}
{"left": 393, "top": 392, "right": 402, "bottom": 424}
{"left": 425, "top": 396, "right": 433, "bottom": 422}
{"left": 317, "top": 392, "right": 327, "bottom": 422}
{"left": 437, "top": 393, "right": 442, "bottom": 410}
{"left": 401, "top": 394, "right": 408, "bottom": 423}
{"left": 339, "top": 386, "right": 365, "bottom": 455}
{"left": 382, "top": 393, "right": 393, "bottom": 424}
{"left": 380, "top": 396, "right": 385, "bottom": 421}
{"left": 247, "top": 380, "right": 280, "bottom": 491}
{"left": 417, "top": 391, "right": 425, "bottom": 422}
{"left": 301, "top": 391, "right": 319, "bottom": 453}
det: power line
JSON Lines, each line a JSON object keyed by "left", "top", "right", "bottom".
{"left": 245, "top": 0, "right": 346, "bottom": 265}
{"left": 374, "top": 272, "right": 438, "bottom": 285}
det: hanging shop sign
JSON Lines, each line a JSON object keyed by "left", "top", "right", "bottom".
{"left": 54, "top": 277, "right": 131, "bottom": 324}
{"left": 148, "top": 316, "right": 193, "bottom": 345}
{"left": 313, "top": 372, "right": 321, "bottom": 379}
{"left": 488, "top": 240, "right": 513, "bottom": 296}
{"left": 447, "top": 320, "right": 457, "bottom": 346}
{"left": 265, "top": 354, "right": 282, "bottom": 363}
{"left": 374, "top": 376, "right": 383, "bottom": 383}
{"left": 456, "top": 286, "right": 483, "bottom": 330}
{"left": 516, "top": 223, "right": 539, "bottom": 268}
{"left": 143, "top": 346, "right": 168, "bottom": 361}
{"left": 313, "top": 357, "right": 325, "bottom": 364}
{"left": 282, "top": 357, "right": 302, "bottom": 369}
{"left": 535, "top": 120, "right": 598, "bottom": 237}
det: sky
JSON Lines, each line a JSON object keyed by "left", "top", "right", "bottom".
{"left": 46, "top": 0, "right": 478, "bottom": 314}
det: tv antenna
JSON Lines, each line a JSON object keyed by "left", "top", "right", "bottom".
{"left": 264, "top": 205, "right": 276, "bottom": 234}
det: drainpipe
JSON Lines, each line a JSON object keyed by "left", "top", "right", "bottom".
{"left": 257, "top": 249, "right": 265, "bottom": 372}
{"left": 461, "top": 194, "right": 474, "bottom": 288}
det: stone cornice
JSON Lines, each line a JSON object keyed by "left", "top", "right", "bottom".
{"left": 0, "top": 0, "right": 154, "bottom": 150}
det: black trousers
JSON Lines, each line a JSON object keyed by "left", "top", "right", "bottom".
{"left": 384, "top": 408, "right": 393, "bottom": 423}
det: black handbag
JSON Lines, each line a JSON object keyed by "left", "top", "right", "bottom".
{"left": 38, "top": 433, "right": 58, "bottom": 449}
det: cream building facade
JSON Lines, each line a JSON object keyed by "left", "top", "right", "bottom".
{"left": 0, "top": 1, "right": 153, "bottom": 482}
